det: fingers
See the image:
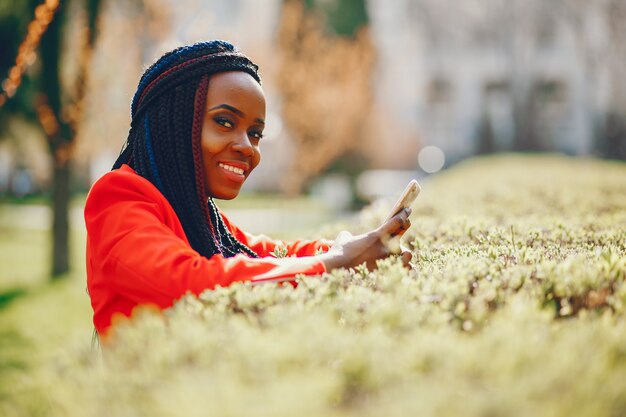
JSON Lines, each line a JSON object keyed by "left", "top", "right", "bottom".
{"left": 393, "top": 217, "right": 411, "bottom": 237}
{"left": 380, "top": 207, "right": 412, "bottom": 237}
{"left": 327, "top": 222, "right": 416, "bottom": 272}
{"left": 400, "top": 250, "right": 412, "bottom": 268}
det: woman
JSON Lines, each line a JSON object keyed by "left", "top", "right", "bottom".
{"left": 85, "top": 40, "right": 412, "bottom": 337}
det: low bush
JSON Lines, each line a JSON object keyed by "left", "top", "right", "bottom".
{"left": 20, "top": 155, "right": 626, "bottom": 417}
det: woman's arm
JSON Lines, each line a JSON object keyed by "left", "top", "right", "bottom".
{"left": 219, "top": 206, "right": 412, "bottom": 270}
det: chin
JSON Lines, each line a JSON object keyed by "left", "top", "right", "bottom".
{"left": 215, "top": 194, "right": 238, "bottom": 200}
{"left": 209, "top": 188, "right": 240, "bottom": 200}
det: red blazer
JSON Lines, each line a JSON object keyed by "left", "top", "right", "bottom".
{"left": 85, "top": 164, "right": 330, "bottom": 335}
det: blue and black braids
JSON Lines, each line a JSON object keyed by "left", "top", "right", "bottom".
{"left": 113, "top": 40, "right": 260, "bottom": 260}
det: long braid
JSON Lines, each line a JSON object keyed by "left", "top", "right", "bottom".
{"left": 168, "top": 82, "right": 220, "bottom": 257}
{"left": 157, "top": 93, "right": 184, "bottom": 205}
{"left": 143, "top": 115, "right": 163, "bottom": 190}
{"left": 134, "top": 126, "right": 149, "bottom": 182}
{"left": 113, "top": 40, "right": 261, "bottom": 260}
{"left": 206, "top": 198, "right": 259, "bottom": 258}
{"left": 190, "top": 75, "right": 222, "bottom": 254}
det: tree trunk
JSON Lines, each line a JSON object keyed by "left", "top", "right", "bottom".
{"left": 39, "top": 2, "right": 73, "bottom": 278}
{"left": 51, "top": 156, "right": 70, "bottom": 278}
{"left": 43, "top": 0, "right": 101, "bottom": 277}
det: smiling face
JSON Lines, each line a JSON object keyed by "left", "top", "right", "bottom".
{"left": 201, "top": 71, "right": 266, "bottom": 200}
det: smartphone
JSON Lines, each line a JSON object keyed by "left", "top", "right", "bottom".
{"left": 384, "top": 179, "right": 421, "bottom": 222}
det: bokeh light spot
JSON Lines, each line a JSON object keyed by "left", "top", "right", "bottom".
{"left": 418, "top": 145, "right": 446, "bottom": 173}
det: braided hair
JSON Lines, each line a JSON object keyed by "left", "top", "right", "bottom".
{"left": 113, "top": 40, "right": 260, "bottom": 259}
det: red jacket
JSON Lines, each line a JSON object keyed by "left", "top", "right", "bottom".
{"left": 85, "top": 164, "right": 330, "bottom": 335}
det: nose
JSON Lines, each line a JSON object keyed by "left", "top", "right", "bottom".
{"left": 231, "top": 131, "right": 254, "bottom": 157}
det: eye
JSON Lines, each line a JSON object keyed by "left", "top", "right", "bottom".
{"left": 249, "top": 130, "right": 264, "bottom": 140}
{"left": 214, "top": 117, "right": 234, "bottom": 128}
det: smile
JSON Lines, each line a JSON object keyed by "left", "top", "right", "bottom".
{"left": 218, "top": 163, "right": 245, "bottom": 175}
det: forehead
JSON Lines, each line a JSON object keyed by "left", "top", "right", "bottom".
{"left": 206, "top": 71, "right": 265, "bottom": 110}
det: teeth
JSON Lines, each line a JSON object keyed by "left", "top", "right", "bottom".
{"left": 219, "top": 163, "right": 244, "bottom": 175}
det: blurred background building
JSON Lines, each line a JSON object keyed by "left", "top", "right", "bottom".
{"left": 1, "top": 0, "right": 625, "bottom": 198}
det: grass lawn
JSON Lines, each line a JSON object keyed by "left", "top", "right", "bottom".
{"left": 0, "top": 213, "right": 93, "bottom": 416}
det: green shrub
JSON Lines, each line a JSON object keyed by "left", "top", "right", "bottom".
{"left": 25, "top": 155, "right": 626, "bottom": 416}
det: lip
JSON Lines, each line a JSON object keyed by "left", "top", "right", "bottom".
{"left": 218, "top": 160, "right": 250, "bottom": 173}
{"left": 217, "top": 160, "right": 250, "bottom": 184}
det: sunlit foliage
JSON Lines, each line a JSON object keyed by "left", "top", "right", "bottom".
{"left": 15, "top": 155, "right": 626, "bottom": 417}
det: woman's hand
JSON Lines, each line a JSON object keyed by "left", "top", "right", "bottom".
{"left": 318, "top": 208, "right": 413, "bottom": 271}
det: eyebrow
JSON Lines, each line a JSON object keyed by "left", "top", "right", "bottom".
{"left": 208, "top": 104, "right": 265, "bottom": 124}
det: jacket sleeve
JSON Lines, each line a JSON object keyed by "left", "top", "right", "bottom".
{"left": 219, "top": 212, "right": 333, "bottom": 258}
{"left": 85, "top": 171, "right": 327, "bottom": 309}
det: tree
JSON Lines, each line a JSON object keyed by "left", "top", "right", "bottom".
{"left": 275, "top": 0, "right": 375, "bottom": 194}
{"left": 0, "top": 0, "right": 101, "bottom": 277}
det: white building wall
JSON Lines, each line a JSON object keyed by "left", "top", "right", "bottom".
{"left": 366, "top": 0, "right": 425, "bottom": 168}
{"left": 366, "top": 0, "right": 600, "bottom": 169}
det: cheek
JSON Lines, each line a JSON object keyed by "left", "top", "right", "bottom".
{"left": 201, "top": 139, "right": 214, "bottom": 162}
{"left": 200, "top": 120, "right": 211, "bottom": 158}
{"left": 251, "top": 148, "right": 261, "bottom": 170}
{"left": 201, "top": 129, "right": 226, "bottom": 160}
